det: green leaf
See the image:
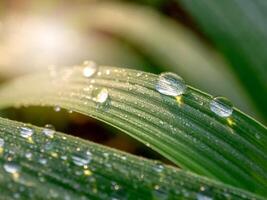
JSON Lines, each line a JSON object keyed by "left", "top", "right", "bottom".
{"left": 0, "top": 117, "right": 262, "bottom": 199}
{"left": 0, "top": 66, "right": 266, "bottom": 196}
{"left": 176, "top": 0, "right": 267, "bottom": 121}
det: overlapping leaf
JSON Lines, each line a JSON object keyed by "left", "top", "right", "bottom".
{"left": 0, "top": 117, "right": 262, "bottom": 199}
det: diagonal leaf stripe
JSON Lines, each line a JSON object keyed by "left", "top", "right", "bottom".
{"left": 0, "top": 66, "right": 266, "bottom": 195}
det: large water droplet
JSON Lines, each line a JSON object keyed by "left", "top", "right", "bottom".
{"left": 92, "top": 88, "right": 109, "bottom": 104}
{"left": 0, "top": 138, "right": 4, "bottom": 147}
{"left": 20, "top": 126, "right": 34, "bottom": 138}
{"left": 42, "top": 124, "right": 55, "bottom": 138}
{"left": 4, "top": 162, "right": 20, "bottom": 174}
{"left": 156, "top": 72, "right": 187, "bottom": 96}
{"left": 210, "top": 97, "right": 233, "bottom": 118}
{"left": 83, "top": 61, "right": 97, "bottom": 78}
{"left": 72, "top": 150, "right": 92, "bottom": 166}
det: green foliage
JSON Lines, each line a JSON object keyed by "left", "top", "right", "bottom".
{"left": 0, "top": 117, "right": 263, "bottom": 199}
{"left": 0, "top": 66, "right": 266, "bottom": 199}
{"left": 0, "top": 0, "right": 266, "bottom": 199}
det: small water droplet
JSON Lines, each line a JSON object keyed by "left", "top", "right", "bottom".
{"left": 25, "top": 152, "right": 32, "bottom": 160}
{"left": 72, "top": 150, "right": 92, "bottom": 166}
{"left": 54, "top": 105, "right": 61, "bottom": 112}
{"left": 154, "top": 163, "right": 164, "bottom": 173}
{"left": 38, "top": 158, "right": 47, "bottom": 165}
{"left": 111, "top": 181, "right": 120, "bottom": 191}
{"left": 136, "top": 72, "right": 142, "bottom": 77}
{"left": 210, "top": 97, "right": 233, "bottom": 118}
{"left": 106, "top": 70, "right": 110, "bottom": 75}
{"left": 20, "top": 126, "right": 34, "bottom": 138}
{"left": 61, "top": 155, "right": 67, "bottom": 160}
{"left": 13, "top": 193, "right": 20, "bottom": 199}
{"left": 255, "top": 133, "right": 261, "bottom": 139}
{"left": 197, "top": 187, "right": 213, "bottom": 200}
{"left": 0, "top": 138, "right": 4, "bottom": 147}
{"left": 84, "top": 169, "right": 92, "bottom": 176}
{"left": 42, "top": 124, "right": 55, "bottom": 138}
{"left": 197, "top": 193, "right": 213, "bottom": 200}
{"left": 83, "top": 61, "right": 97, "bottom": 78}
{"left": 92, "top": 88, "right": 109, "bottom": 104}
{"left": 156, "top": 72, "right": 187, "bottom": 96}
{"left": 4, "top": 162, "right": 20, "bottom": 174}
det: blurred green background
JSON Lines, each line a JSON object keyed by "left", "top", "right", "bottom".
{"left": 0, "top": 0, "right": 266, "bottom": 162}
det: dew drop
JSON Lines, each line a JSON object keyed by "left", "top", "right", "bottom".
{"left": 255, "top": 133, "right": 261, "bottom": 140}
{"left": 156, "top": 72, "right": 187, "bottom": 96}
{"left": 25, "top": 152, "right": 32, "bottom": 160}
{"left": 0, "top": 138, "right": 4, "bottom": 147}
{"left": 54, "top": 105, "right": 61, "bottom": 112}
{"left": 42, "top": 124, "right": 56, "bottom": 138}
{"left": 61, "top": 155, "right": 67, "bottom": 160}
{"left": 111, "top": 181, "right": 120, "bottom": 191}
{"left": 197, "top": 193, "right": 213, "bottom": 200}
{"left": 38, "top": 158, "right": 48, "bottom": 165}
{"left": 20, "top": 126, "right": 34, "bottom": 138}
{"left": 72, "top": 150, "right": 92, "bottom": 166}
{"left": 197, "top": 187, "right": 213, "bottom": 200}
{"left": 210, "top": 97, "right": 233, "bottom": 118}
{"left": 84, "top": 169, "right": 92, "bottom": 176}
{"left": 154, "top": 163, "right": 164, "bottom": 173}
{"left": 92, "top": 88, "right": 109, "bottom": 104}
{"left": 83, "top": 61, "right": 97, "bottom": 78}
{"left": 4, "top": 162, "right": 20, "bottom": 174}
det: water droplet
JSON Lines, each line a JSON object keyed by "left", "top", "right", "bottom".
{"left": 72, "top": 150, "right": 92, "bottom": 166}
{"left": 38, "top": 158, "right": 47, "bottom": 165}
{"left": 42, "top": 124, "right": 55, "bottom": 138}
{"left": 154, "top": 163, "right": 164, "bottom": 173}
{"left": 84, "top": 169, "right": 92, "bottom": 176}
{"left": 111, "top": 181, "right": 120, "bottom": 191}
{"left": 156, "top": 72, "right": 187, "bottom": 96}
{"left": 197, "top": 193, "right": 213, "bottom": 200}
{"left": 4, "top": 162, "right": 20, "bottom": 174}
{"left": 210, "top": 97, "right": 233, "bottom": 118}
{"left": 25, "top": 152, "right": 32, "bottom": 160}
{"left": 0, "top": 138, "right": 4, "bottom": 147}
{"left": 61, "top": 155, "right": 67, "bottom": 160}
{"left": 20, "top": 126, "right": 34, "bottom": 138}
{"left": 92, "top": 88, "right": 109, "bottom": 104}
{"left": 255, "top": 133, "right": 261, "bottom": 139}
{"left": 197, "top": 187, "right": 213, "bottom": 200}
{"left": 54, "top": 105, "right": 61, "bottom": 112}
{"left": 13, "top": 193, "right": 20, "bottom": 199}
{"left": 83, "top": 61, "right": 97, "bottom": 78}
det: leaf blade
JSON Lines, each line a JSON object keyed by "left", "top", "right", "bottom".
{"left": 0, "top": 117, "right": 263, "bottom": 199}
{"left": 0, "top": 66, "right": 266, "bottom": 195}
